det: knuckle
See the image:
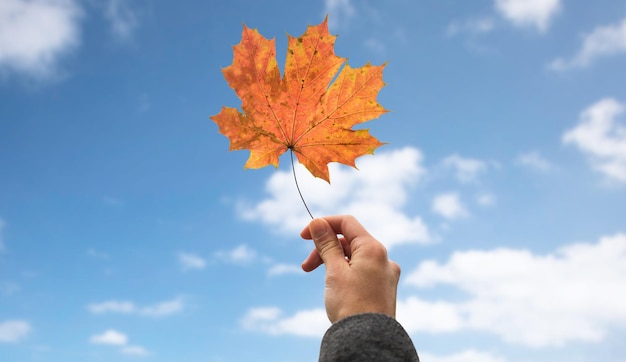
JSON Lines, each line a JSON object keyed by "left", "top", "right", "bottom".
{"left": 317, "top": 237, "right": 341, "bottom": 258}
{"left": 362, "top": 242, "right": 389, "bottom": 261}
{"left": 390, "top": 260, "right": 401, "bottom": 278}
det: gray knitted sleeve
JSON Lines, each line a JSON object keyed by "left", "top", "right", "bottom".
{"left": 319, "top": 313, "right": 419, "bottom": 362}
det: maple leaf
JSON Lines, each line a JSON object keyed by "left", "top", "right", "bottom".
{"left": 211, "top": 17, "right": 388, "bottom": 183}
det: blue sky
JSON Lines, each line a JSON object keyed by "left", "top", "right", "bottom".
{"left": 1, "top": 0, "right": 626, "bottom": 361}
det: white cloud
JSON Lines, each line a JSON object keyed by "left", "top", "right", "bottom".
{"left": 550, "top": 18, "right": 626, "bottom": 71}
{"left": 517, "top": 151, "right": 552, "bottom": 171}
{"left": 240, "top": 147, "right": 431, "bottom": 249}
{"left": 178, "top": 252, "right": 206, "bottom": 271}
{"left": 87, "top": 297, "right": 184, "bottom": 317}
{"left": 103, "top": 0, "right": 138, "bottom": 40}
{"left": 241, "top": 307, "right": 281, "bottom": 325}
{"left": 137, "top": 93, "right": 151, "bottom": 112}
{"left": 0, "top": 281, "right": 20, "bottom": 295}
{"left": 364, "top": 37, "right": 385, "bottom": 55}
{"left": 121, "top": 345, "right": 150, "bottom": 356}
{"left": 432, "top": 193, "right": 468, "bottom": 220}
{"left": 442, "top": 154, "right": 488, "bottom": 183}
{"left": 0, "top": 0, "right": 82, "bottom": 80}
{"left": 563, "top": 98, "right": 626, "bottom": 183}
{"left": 495, "top": 0, "right": 561, "bottom": 32}
{"left": 447, "top": 18, "right": 495, "bottom": 37}
{"left": 419, "top": 349, "right": 507, "bottom": 362}
{"left": 476, "top": 193, "right": 496, "bottom": 207}
{"left": 240, "top": 307, "right": 329, "bottom": 338}
{"left": 102, "top": 196, "right": 123, "bottom": 206}
{"left": 90, "top": 329, "right": 150, "bottom": 356}
{"left": 323, "top": 0, "right": 355, "bottom": 30}
{"left": 0, "top": 320, "right": 31, "bottom": 343}
{"left": 214, "top": 244, "right": 258, "bottom": 264}
{"left": 267, "top": 263, "right": 302, "bottom": 277}
{"left": 139, "top": 297, "right": 183, "bottom": 317}
{"left": 90, "top": 329, "right": 128, "bottom": 345}
{"left": 401, "top": 233, "right": 626, "bottom": 347}
{"left": 87, "top": 248, "right": 110, "bottom": 259}
{"left": 397, "top": 297, "right": 464, "bottom": 333}
{"left": 88, "top": 300, "right": 135, "bottom": 314}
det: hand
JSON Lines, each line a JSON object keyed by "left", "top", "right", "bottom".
{"left": 300, "top": 215, "right": 401, "bottom": 323}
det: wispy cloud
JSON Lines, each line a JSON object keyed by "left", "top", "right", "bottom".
{"left": 87, "top": 248, "right": 110, "bottom": 259}
{"left": 0, "top": 281, "right": 20, "bottom": 295}
{"left": 446, "top": 17, "right": 495, "bottom": 37}
{"left": 102, "top": 196, "right": 123, "bottom": 207}
{"left": 121, "top": 345, "right": 150, "bottom": 356}
{"left": 90, "top": 329, "right": 127, "bottom": 345}
{"left": 550, "top": 18, "right": 626, "bottom": 71}
{"left": 420, "top": 350, "right": 507, "bottom": 362}
{"left": 139, "top": 298, "right": 183, "bottom": 317}
{"left": 401, "top": 233, "right": 626, "bottom": 347}
{"left": 88, "top": 300, "right": 135, "bottom": 314}
{"left": 516, "top": 151, "right": 553, "bottom": 171}
{"left": 432, "top": 192, "right": 468, "bottom": 220}
{"left": 90, "top": 329, "right": 150, "bottom": 356}
{"left": 563, "top": 98, "right": 626, "bottom": 183}
{"left": 476, "top": 193, "right": 496, "bottom": 207}
{"left": 103, "top": 0, "right": 138, "bottom": 41}
{"left": 87, "top": 297, "right": 184, "bottom": 317}
{"left": 240, "top": 307, "right": 328, "bottom": 337}
{"left": 178, "top": 252, "right": 206, "bottom": 271}
{"left": 364, "top": 37, "right": 386, "bottom": 55}
{"left": 0, "top": 0, "right": 83, "bottom": 80}
{"left": 239, "top": 147, "right": 431, "bottom": 249}
{"left": 213, "top": 244, "right": 259, "bottom": 265}
{"left": 494, "top": 0, "right": 561, "bottom": 32}
{"left": 442, "top": 154, "right": 488, "bottom": 183}
{"left": 267, "top": 263, "right": 302, "bottom": 277}
{"left": 323, "top": 0, "right": 355, "bottom": 30}
{"left": 0, "top": 320, "right": 30, "bottom": 343}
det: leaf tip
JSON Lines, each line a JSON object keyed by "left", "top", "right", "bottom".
{"left": 322, "top": 14, "right": 329, "bottom": 26}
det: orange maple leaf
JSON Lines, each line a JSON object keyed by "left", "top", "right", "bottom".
{"left": 211, "top": 17, "right": 388, "bottom": 183}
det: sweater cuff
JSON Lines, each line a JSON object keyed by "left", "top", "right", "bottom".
{"left": 319, "top": 313, "right": 419, "bottom": 361}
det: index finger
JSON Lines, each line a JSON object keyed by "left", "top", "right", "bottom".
{"left": 300, "top": 215, "right": 373, "bottom": 243}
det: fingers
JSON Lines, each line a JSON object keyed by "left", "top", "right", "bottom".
{"left": 305, "top": 218, "right": 347, "bottom": 270}
{"left": 300, "top": 215, "right": 374, "bottom": 270}
{"left": 300, "top": 215, "right": 372, "bottom": 243}
{"left": 338, "top": 236, "right": 351, "bottom": 259}
{"left": 300, "top": 215, "right": 380, "bottom": 273}
{"left": 301, "top": 236, "right": 350, "bottom": 272}
{"left": 324, "top": 215, "right": 372, "bottom": 243}
{"left": 301, "top": 248, "right": 323, "bottom": 272}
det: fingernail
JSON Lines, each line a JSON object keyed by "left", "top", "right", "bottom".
{"left": 310, "top": 219, "right": 329, "bottom": 239}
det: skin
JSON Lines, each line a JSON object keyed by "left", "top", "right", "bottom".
{"left": 300, "top": 215, "right": 401, "bottom": 323}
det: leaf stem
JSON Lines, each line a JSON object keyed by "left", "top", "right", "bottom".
{"left": 290, "top": 149, "right": 314, "bottom": 219}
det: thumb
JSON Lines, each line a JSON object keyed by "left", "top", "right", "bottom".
{"left": 309, "top": 218, "right": 345, "bottom": 269}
